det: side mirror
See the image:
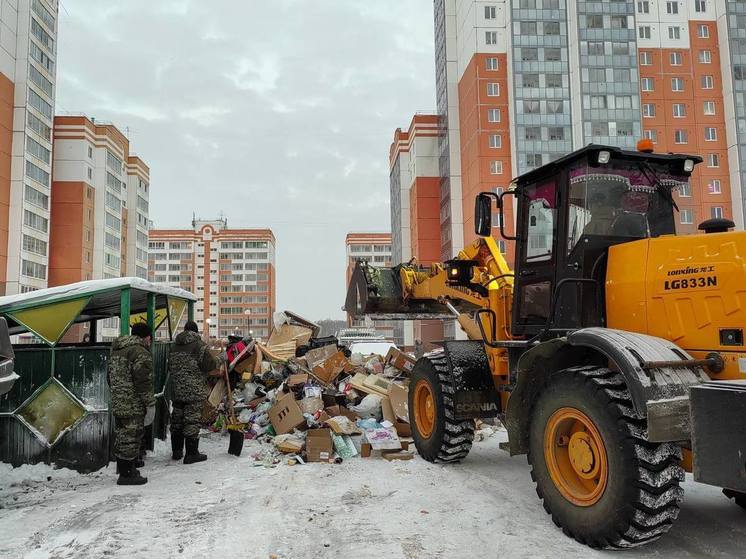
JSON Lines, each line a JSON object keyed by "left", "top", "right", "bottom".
{"left": 475, "top": 193, "right": 495, "bottom": 237}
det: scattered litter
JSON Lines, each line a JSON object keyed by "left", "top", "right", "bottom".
{"left": 203, "top": 310, "right": 419, "bottom": 465}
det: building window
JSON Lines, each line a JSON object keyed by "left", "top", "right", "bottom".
{"left": 25, "top": 160, "right": 49, "bottom": 186}
{"left": 639, "top": 26, "right": 651, "bottom": 40}
{"left": 545, "top": 48, "right": 561, "bottom": 62}
{"left": 521, "top": 48, "right": 538, "bottom": 61}
{"left": 592, "top": 122, "right": 609, "bottom": 136}
{"left": 587, "top": 15, "right": 603, "bottom": 29}
{"left": 641, "top": 77, "right": 654, "bottom": 91}
{"left": 697, "top": 24, "right": 709, "bottom": 39}
{"left": 637, "top": 1, "right": 649, "bottom": 13}
{"left": 712, "top": 207, "right": 724, "bottom": 219}
{"left": 709, "top": 180, "right": 721, "bottom": 194}
{"left": 670, "top": 52, "right": 682, "bottom": 66}
{"left": 484, "top": 5, "right": 496, "bottom": 19}
{"left": 610, "top": 16, "right": 627, "bottom": 29}
{"left": 87, "top": 167, "right": 92, "bottom": 179}
{"left": 642, "top": 103, "right": 656, "bottom": 118}
{"left": 616, "top": 95, "right": 633, "bottom": 109}
{"left": 486, "top": 57, "right": 498, "bottom": 71}
{"left": 703, "top": 101, "right": 716, "bottom": 115}
{"left": 524, "top": 100, "right": 540, "bottom": 114}
{"left": 707, "top": 153, "right": 720, "bottom": 167}
{"left": 591, "top": 95, "right": 607, "bottom": 109}
{"left": 678, "top": 183, "right": 691, "bottom": 197}
{"left": 548, "top": 127, "right": 564, "bottom": 140}
{"left": 589, "top": 41, "right": 604, "bottom": 55}
{"left": 489, "top": 134, "right": 502, "bottom": 148}
{"left": 668, "top": 27, "right": 681, "bottom": 40}
{"left": 695, "top": 0, "right": 706, "bottom": 12}
{"left": 88, "top": 145, "right": 93, "bottom": 158}
{"left": 672, "top": 103, "right": 686, "bottom": 118}
{"left": 613, "top": 69, "right": 631, "bottom": 83}
{"left": 521, "top": 21, "right": 538, "bottom": 34}
{"left": 546, "top": 74, "right": 562, "bottom": 87}
{"left": 23, "top": 209, "right": 47, "bottom": 232}
{"left": 487, "top": 108, "right": 501, "bottom": 122}
{"left": 487, "top": 83, "right": 500, "bottom": 97}
{"left": 705, "top": 127, "right": 717, "bottom": 141}
{"left": 490, "top": 161, "right": 503, "bottom": 175}
{"left": 674, "top": 130, "right": 688, "bottom": 144}
{"left": 545, "top": 22, "right": 560, "bottom": 36}
{"left": 643, "top": 129, "right": 658, "bottom": 143}
{"left": 523, "top": 74, "right": 539, "bottom": 88}
{"left": 22, "top": 234, "right": 47, "bottom": 256}
{"left": 547, "top": 100, "right": 563, "bottom": 114}
{"left": 526, "top": 154, "right": 543, "bottom": 168}
{"left": 666, "top": 1, "right": 679, "bottom": 13}
{"left": 701, "top": 75, "right": 714, "bottom": 89}
{"left": 21, "top": 259, "right": 46, "bottom": 280}
{"left": 24, "top": 184, "right": 48, "bottom": 210}
{"left": 485, "top": 31, "right": 498, "bottom": 45}
{"left": 680, "top": 209, "right": 694, "bottom": 225}
{"left": 524, "top": 127, "right": 540, "bottom": 140}
{"left": 639, "top": 51, "right": 652, "bottom": 66}
{"left": 699, "top": 50, "right": 712, "bottom": 64}
{"left": 671, "top": 78, "right": 684, "bottom": 92}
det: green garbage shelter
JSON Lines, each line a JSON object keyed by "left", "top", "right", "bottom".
{"left": 0, "top": 278, "right": 197, "bottom": 472}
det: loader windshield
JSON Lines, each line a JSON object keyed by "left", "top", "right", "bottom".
{"left": 566, "top": 159, "right": 686, "bottom": 254}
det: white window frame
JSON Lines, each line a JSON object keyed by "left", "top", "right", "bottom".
{"left": 670, "top": 52, "right": 682, "bottom": 66}
{"left": 707, "top": 153, "right": 720, "bottom": 167}
{"left": 672, "top": 103, "right": 686, "bottom": 118}
{"left": 489, "top": 134, "right": 502, "bottom": 148}
{"left": 703, "top": 101, "right": 716, "bottom": 115}
{"left": 484, "top": 5, "right": 496, "bottom": 19}
{"left": 709, "top": 180, "right": 722, "bottom": 194}
{"left": 701, "top": 75, "right": 714, "bottom": 89}
{"left": 641, "top": 77, "right": 654, "bottom": 92}
{"left": 674, "top": 130, "right": 687, "bottom": 144}
{"left": 490, "top": 160, "right": 503, "bottom": 175}
{"left": 680, "top": 209, "right": 693, "bottom": 225}
{"left": 486, "top": 57, "right": 498, "bottom": 71}
{"left": 485, "top": 31, "right": 498, "bottom": 45}
{"left": 487, "top": 83, "right": 500, "bottom": 97}
{"left": 639, "top": 26, "right": 651, "bottom": 39}
{"left": 639, "top": 51, "right": 652, "bottom": 66}
{"left": 698, "top": 24, "right": 709, "bottom": 39}
{"left": 642, "top": 103, "right": 655, "bottom": 118}
{"left": 705, "top": 127, "right": 717, "bottom": 141}
{"left": 712, "top": 206, "right": 724, "bottom": 219}
{"left": 699, "top": 50, "right": 712, "bottom": 64}
{"left": 668, "top": 27, "right": 680, "bottom": 40}
{"left": 487, "top": 108, "right": 501, "bottom": 123}
{"left": 671, "top": 78, "right": 684, "bottom": 92}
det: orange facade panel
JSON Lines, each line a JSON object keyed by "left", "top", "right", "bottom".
{"left": 48, "top": 181, "right": 92, "bottom": 287}
{"left": 458, "top": 53, "right": 514, "bottom": 263}
{"left": 639, "top": 22, "right": 731, "bottom": 232}
{"left": 410, "top": 177, "right": 441, "bottom": 265}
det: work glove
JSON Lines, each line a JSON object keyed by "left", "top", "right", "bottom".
{"left": 144, "top": 404, "right": 156, "bottom": 427}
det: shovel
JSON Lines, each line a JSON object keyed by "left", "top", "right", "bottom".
{"left": 223, "top": 363, "right": 244, "bottom": 456}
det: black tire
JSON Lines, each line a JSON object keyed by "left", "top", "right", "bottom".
{"left": 723, "top": 489, "right": 746, "bottom": 510}
{"left": 528, "top": 365, "right": 684, "bottom": 549}
{"left": 409, "top": 351, "right": 475, "bottom": 463}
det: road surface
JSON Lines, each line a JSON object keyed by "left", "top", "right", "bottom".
{"left": 1, "top": 430, "right": 745, "bottom": 558}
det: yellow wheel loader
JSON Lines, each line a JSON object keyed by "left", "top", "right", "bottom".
{"left": 345, "top": 143, "right": 746, "bottom": 549}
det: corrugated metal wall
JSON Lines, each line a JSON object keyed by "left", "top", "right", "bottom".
{"left": 0, "top": 341, "right": 172, "bottom": 472}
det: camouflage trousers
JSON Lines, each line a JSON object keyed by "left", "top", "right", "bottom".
{"left": 171, "top": 401, "right": 202, "bottom": 438}
{"left": 114, "top": 415, "right": 144, "bottom": 460}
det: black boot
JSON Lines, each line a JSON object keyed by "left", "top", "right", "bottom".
{"left": 116, "top": 459, "right": 148, "bottom": 485}
{"left": 171, "top": 432, "right": 185, "bottom": 460}
{"left": 183, "top": 437, "right": 207, "bottom": 464}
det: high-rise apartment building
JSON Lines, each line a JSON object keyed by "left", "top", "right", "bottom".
{"left": 148, "top": 220, "right": 276, "bottom": 340}
{"left": 49, "top": 115, "right": 150, "bottom": 285}
{"left": 345, "top": 233, "right": 399, "bottom": 343}
{"left": 389, "top": 115, "right": 444, "bottom": 350}
{"left": 0, "top": 0, "right": 58, "bottom": 295}
{"left": 425, "top": 0, "right": 746, "bottom": 264}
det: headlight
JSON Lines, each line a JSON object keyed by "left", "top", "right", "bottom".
{"left": 598, "top": 150, "right": 611, "bottom": 164}
{"left": 684, "top": 159, "right": 694, "bottom": 173}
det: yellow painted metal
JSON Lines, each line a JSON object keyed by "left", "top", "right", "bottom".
{"left": 130, "top": 308, "right": 168, "bottom": 331}
{"left": 606, "top": 231, "right": 746, "bottom": 380}
{"left": 9, "top": 297, "right": 90, "bottom": 345}
{"left": 167, "top": 297, "right": 188, "bottom": 333}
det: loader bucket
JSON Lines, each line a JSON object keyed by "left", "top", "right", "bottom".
{"left": 344, "top": 261, "right": 455, "bottom": 320}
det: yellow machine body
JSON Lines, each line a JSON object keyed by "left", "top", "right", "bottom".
{"left": 606, "top": 230, "right": 746, "bottom": 381}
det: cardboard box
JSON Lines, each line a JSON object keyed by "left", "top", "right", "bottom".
{"left": 383, "top": 451, "right": 414, "bottom": 461}
{"left": 325, "top": 405, "right": 359, "bottom": 422}
{"left": 276, "top": 439, "right": 304, "bottom": 454}
{"left": 364, "top": 427, "right": 401, "bottom": 450}
{"left": 306, "top": 428, "right": 334, "bottom": 462}
{"left": 269, "top": 392, "right": 306, "bottom": 435}
{"left": 385, "top": 347, "right": 417, "bottom": 374}
{"left": 300, "top": 396, "right": 324, "bottom": 415}
{"left": 381, "top": 396, "right": 396, "bottom": 425}
{"left": 304, "top": 344, "right": 338, "bottom": 368}
{"left": 363, "top": 374, "right": 393, "bottom": 395}
{"left": 361, "top": 442, "right": 372, "bottom": 458}
{"left": 312, "top": 351, "right": 349, "bottom": 385}
{"left": 395, "top": 420, "right": 412, "bottom": 438}
{"left": 267, "top": 323, "right": 314, "bottom": 349}
{"left": 387, "top": 383, "right": 409, "bottom": 422}
{"left": 326, "top": 416, "right": 361, "bottom": 435}
{"left": 287, "top": 373, "right": 309, "bottom": 388}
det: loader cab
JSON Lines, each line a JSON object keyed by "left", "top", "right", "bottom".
{"left": 499, "top": 144, "right": 701, "bottom": 339}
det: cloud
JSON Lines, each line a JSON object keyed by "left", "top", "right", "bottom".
{"left": 56, "top": 0, "right": 436, "bottom": 320}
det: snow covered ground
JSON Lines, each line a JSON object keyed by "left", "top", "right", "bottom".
{"left": 1, "top": 429, "right": 745, "bottom": 559}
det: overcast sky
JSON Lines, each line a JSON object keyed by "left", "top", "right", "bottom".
{"left": 56, "top": 0, "right": 436, "bottom": 320}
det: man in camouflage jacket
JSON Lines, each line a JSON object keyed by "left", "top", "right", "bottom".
{"left": 169, "top": 321, "right": 218, "bottom": 464}
{"left": 108, "top": 322, "right": 155, "bottom": 485}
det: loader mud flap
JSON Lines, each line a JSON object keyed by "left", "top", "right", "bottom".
{"left": 690, "top": 381, "right": 746, "bottom": 493}
{"left": 442, "top": 340, "right": 499, "bottom": 420}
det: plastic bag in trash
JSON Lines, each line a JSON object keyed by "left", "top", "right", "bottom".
{"left": 350, "top": 394, "right": 383, "bottom": 421}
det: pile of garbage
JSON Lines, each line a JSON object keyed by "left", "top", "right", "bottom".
{"left": 204, "top": 311, "right": 417, "bottom": 465}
